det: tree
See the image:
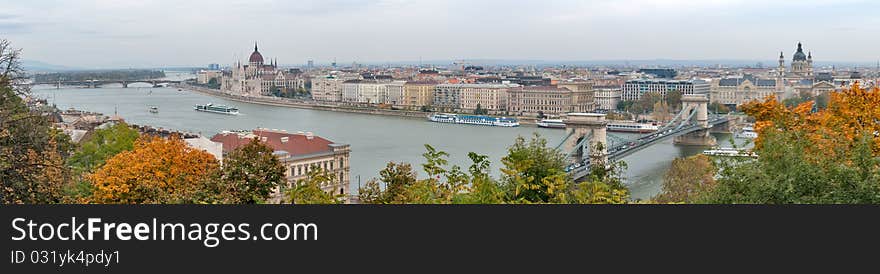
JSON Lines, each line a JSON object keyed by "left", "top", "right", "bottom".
{"left": 709, "top": 102, "right": 731, "bottom": 114}
{"left": 616, "top": 100, "right": 634, "bottom": 112}
{"left": 474, "top": 104, "right": 488, "bottom": 115}
{"left": 653, "top": 155, "right": 716, "bottom": 203}
{"left": 499, "top": 133, "right": 570, "bottom": 203}
{"left": 207, "top": 77, "right": 219, "bottom": 89}
{"left": 0, "top": 39, "right": 73, "bottom": 204}
{"left": 89, "top": 136, "right": 220, "bottom": 204}
{"left": 358, "top": 162, "right": 420, "bottom": 204}
{"left": 65, "top": 122, "right": 140, "bottom": 201}
{"left": 355, "top": 134, "right": 630, "bottom": 204}
{"left": 217, "top": 138, "right": 286, "bottom": 204}
{"left": 68, "top": 122, "right": 140, "bottom": 172}
{"left": 700, "top": 83, "right": 880, "bottom": 203}
{"left": 665, "top": 90, "right": 682, "bottom": 111}
{"left": 651, "top": 101, "right": 673, "bottom": 122}
{"left": 287, "top": 168, "right": 342, "bottom": 204}
{"left": 0, "top": 39, "right": 27, "bottom": 95}
{"left": 632, "top": 92, "right": 661, "bottom": 114}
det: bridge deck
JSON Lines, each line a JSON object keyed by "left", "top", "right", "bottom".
{"left": 566, "top": 116, "right": 729, "bottom": 181}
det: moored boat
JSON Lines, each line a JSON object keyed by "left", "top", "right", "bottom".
{"left": 736, "top": 126, "right": 758, "bottom": 139}
{"left": 428, "top": 113, "right": 519, "bottom": 127}
{"left": 194, "top": 103, "right": 239, "bottom": 115}
{"left": 606, "top": 121, "right": 659, "bottom": 133}
{"left": 537, "top": 119, "right": 566, "bottom": 128}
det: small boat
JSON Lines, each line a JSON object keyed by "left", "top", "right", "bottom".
{"left": 428, "top": 113, "right": 519, "bottom": 127}
{"left": 148, "top": 106, "right": 159, "bottom": 113}
{"left": 537, "top": 119, "right": 566, "bottom": 129}
{"left": 194, "top": 103, "right": 239, "bottom": 115}
{"left": 736, "top": 126, "right": 758, "bottom": 139}
{"left": 702, "top": 147, "right": 757, "bottom": 158}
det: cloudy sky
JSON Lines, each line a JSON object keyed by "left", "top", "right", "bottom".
{"left": 2, "top": 0, "right": 878, "bottom": 68}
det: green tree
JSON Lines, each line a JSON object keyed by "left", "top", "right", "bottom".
{"left": 218, "top": 138, "right": 286, "bottom": 204}
{"left": 359, "top": 162, "right": 420, "bottom": 204}
{"left": 68, "top": 122, "right": 140, "bottom": 172}
{"left": 708, "top": 102, "right": 731, "bottom": 114}
{"left": 207, "top": 77, "right": 219, "bottom": 89}
{"left": 474, "top": 104, "right": 487, "bottom": 115}
{"left": 499, "top": 133, "right": 569, "bottom": 203}
{"left": 286, "top": 168, "right": 342, "bottom": 204}
{"left": 65, "top": 122, "right": 140, "bottom": 201}
{"left": 616, "top": 100, "right": 634, "bottom": 112}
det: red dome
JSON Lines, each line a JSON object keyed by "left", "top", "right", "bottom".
{"left": 248, "top": 43, "right": 264, "bottom": 64}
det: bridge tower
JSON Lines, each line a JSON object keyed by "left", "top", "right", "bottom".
{"left": 674, "top": 94, "right": 716, "bottom": 146}
{"left": 562, "top": 113, "right": 608, "bottom": 166}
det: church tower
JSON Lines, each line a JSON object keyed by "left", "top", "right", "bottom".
{"left": 777, "top": 51, "right": 785, "bottom": 78}
{"left": 807, "top": 51, "right": 813, "bottom": 77}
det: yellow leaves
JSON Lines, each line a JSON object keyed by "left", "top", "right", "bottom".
{"left": 88, "top": 136, "right": 220, "bottom": 204}
{"left": 743, "top": 83, "right": 880, "bottom": 160}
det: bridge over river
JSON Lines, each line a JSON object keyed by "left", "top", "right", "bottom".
{"left": 556, "top": 94, "right": 731, "bottom": 181}
{"left": 32, "top": 79, "right": 181, "bottom": 88}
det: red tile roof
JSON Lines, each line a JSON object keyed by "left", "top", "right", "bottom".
{"left": 210, "top": 129, "right": 336, "bottom": 156}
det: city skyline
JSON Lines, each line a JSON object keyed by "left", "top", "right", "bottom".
{"left": 3, "top": 0, "right": 880, "bottom": 68}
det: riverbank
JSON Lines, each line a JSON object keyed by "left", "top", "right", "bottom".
{"left": 174, "top": 83, "right": 540, "bottom": 125}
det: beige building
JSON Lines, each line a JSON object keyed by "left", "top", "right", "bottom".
{"left": 197, "top": 70, "right": 222, "bottom": 85}
{"left": 711, "top": 75, "right": 783, "bottom": 108}
{"left": 385, "top": 81, "right": 407, "bottom": 105}
{"left": 210, "top": 129, "right": 351, "bottom": 203}
{"left": 593, "top": 85, "right": 621, "bottom": 111}
{"left": 402, "top": 81, "right": 437, "bottom": 109}
{"left": 341, "top": 80, "right": 390, "bottom": 104}
{"left": 311, "top": 76, "right": 346, "bottom": 102}
{"left": 507, "top": 83, "right": 596, "bottom": 117}
{"left": 794, "top": 79, "right": 836, "bottom": 98}
{"left": 556, "top": 81, "right": 596, "bottom": 113}
{"left": 434, "top": 83, "right": 519, "bottom": 113}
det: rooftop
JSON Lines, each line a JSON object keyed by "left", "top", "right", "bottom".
{"left": 210, "top": 128, "right": 345, "bottom": 157}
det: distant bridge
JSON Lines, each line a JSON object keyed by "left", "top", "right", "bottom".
{"left": 31, "top": 79, "right": 181, "bottom": 88}
{"left": 556, "top": 94, "right": 731, "bottom": 181}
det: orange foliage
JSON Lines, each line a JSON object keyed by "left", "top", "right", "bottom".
{"left": 88, "top": 135, "right": 220, "bottom": 204}
{"left": 741, "top": 82, "right": 880, "bottom": 158}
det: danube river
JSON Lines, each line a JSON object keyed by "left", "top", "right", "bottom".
{"left": 32, "top": 77, "right": 732, "bottom": 200}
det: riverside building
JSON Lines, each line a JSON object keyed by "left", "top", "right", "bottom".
{"left": 221, "top": 43, "right": 306, "bottom": 97}
{"left": 210, "top": 128, "right": 351, "bottom": 203}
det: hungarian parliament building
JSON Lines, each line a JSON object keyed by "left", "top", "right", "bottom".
{"left": 221, "top": 43, "right": 305, "bottom": 97}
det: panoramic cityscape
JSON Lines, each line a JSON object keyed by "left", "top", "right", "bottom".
{"left": 3, "top": 0, "right": 880, "bottom": 205}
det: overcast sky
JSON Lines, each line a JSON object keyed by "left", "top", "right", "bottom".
{"left": 2, "top": 0, "right": 879, "bottom": 68}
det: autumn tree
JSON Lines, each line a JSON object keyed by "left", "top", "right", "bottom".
{"left": 632, "top": 92, "right": 662, "bottom": 114}
{"left": 653, "top": 155, "right": 716, "bottom": 203}
{"left": 89, "top": 136, "right": 220, "bottom": 204}
{"left": 217, "top": 138, "right": 286, "bottom": 204}
{"left": 0, "top": 39, "right": 73, "bottom": 204}
{"left": 665, "top": 90, "right": 682, "bottom": 111}
{"left": 652, "top": 101, "right": 673, "bottom": 122}
{"left": 702, "top": 83, "right": 880, "bottom": 203}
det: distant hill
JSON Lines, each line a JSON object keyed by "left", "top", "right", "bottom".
{"left": 22, "top": 60, "right": 79, "bottom": 72}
